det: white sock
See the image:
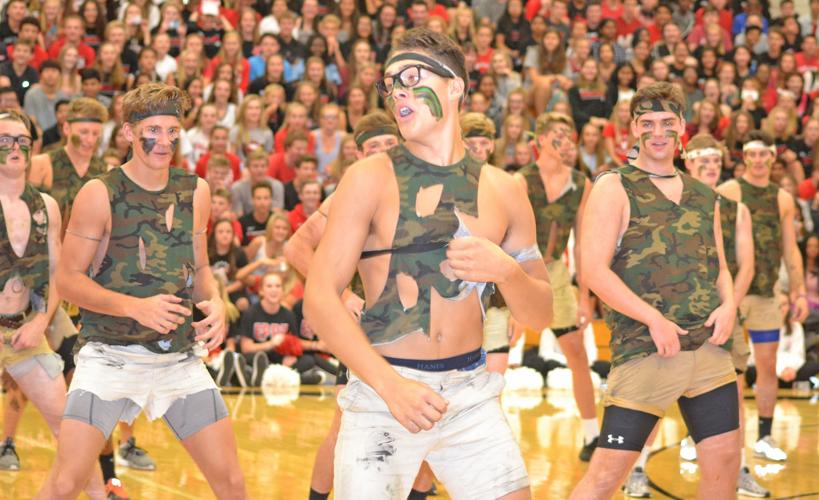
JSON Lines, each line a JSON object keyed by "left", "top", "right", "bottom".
{"left": 740, "top": 452, "right": 747, "bottom": 470}
{"left": 634, "top": 446, "right": 650, "bottom": 470}
{"left": 582, "top": 418, "right": 599, "bottom": 444}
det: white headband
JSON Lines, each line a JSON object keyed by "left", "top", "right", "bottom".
{"left": 743, "top": 140, "right": 776, "bottom": 154}
{"left": 684, "top": 147, "right": 723, "bottom": 160}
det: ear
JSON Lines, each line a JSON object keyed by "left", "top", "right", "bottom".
{"left": 355, "top": 150, "right": 364, "bottom": 160}
{"left": 61, "top": 120, "right": 71, "bottom": 138}
{"left": 123, "top": 122, "right": 135, "bottom": 143}
{"left": 629, "top": 119, "right": 640, "bottom": 141}
{"left": 683, "top": 159, "right": 694, "bottom": 174}
{"left": 449, "top": 78, "right": 466, "bottom": 105}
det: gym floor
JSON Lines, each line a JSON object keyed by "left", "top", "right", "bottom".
{"left": 2, "top": 387, "right": 818, "bottom": 499}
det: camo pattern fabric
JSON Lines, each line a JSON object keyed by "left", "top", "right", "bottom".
{"left": 80, "top": 168, "right": 198, "bottom": 354}
{"left": 738, "top": 177, "right": 781, "bottom": 297}
{"left": 719, "top": 196, "right": 739, "bottom": 277}
{"left": 632, "top": 98, "right": 683, "bottom": 118}
{"left": 48, "top": 147, "right": 107, "bottom": 229}
{"left": 0, "top": 184, "right": 50, "bottom": 313}
{"left": 603, "top": 164, "right": 723, "bottom": 367}
{"left": 518, "top": 163, "right": 586, "bottom": 261}
{"left": 359, "top": 144, "right": 493, "bottom": 345}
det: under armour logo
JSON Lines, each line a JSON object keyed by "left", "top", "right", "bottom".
{"left": 608, "top": 434, "right": 624, "bottom": 444}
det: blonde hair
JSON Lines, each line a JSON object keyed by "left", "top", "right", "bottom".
{"left": 67, "top": 97, "right": 109, "bottom": 123}
{"left": 122, "top": 82, "right": 192, "bottom": 124}
{"left": 494, "top": 114, "right": 528, "bottom": 166}
{"left": 534, "top": 111, "right": 575, "bottom": 137}
{"left": 234, "top": 94, "right": 264, "bottom": 143}
{"left": 762, "top": 105, "right": 798, "bottom": 141}
{"left": 327, "top": 134, "right": 357, "bottom": 184}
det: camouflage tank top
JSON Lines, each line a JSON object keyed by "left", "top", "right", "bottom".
{"left": 604, "top": 164, "right": 722, "bottom": 367}
{"left": 80, "top": 168, "right": 198, "bottom": 353}
{"left": 48, "top": 147, "right": 107, "bottom": 228}
{"left": 719, "top": 196, "right": 739, "bottom": 277}
{"left": 739, "top": 177, "right": 781, "bottom": 297}
{"left": 0, "top": 184, "right": 50, "bottom": 313}
{"left": 359, "top": 145, "right": 493, "bottom": 345}
{"left": 518, "top": 164, "right": 586, "bottom": 261}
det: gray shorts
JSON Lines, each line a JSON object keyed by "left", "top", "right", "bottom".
{"left": 64, "top": 388, "right": 228, "bottom": 440}
{"left": 6, "top": 352, "right": 63, "bottom": 380}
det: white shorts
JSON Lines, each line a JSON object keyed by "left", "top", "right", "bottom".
{"left": 68, "top": 342, "right": 218, "bottom": 422}
{"left": 334, "top": 364, "right": 529, "bottom": 500}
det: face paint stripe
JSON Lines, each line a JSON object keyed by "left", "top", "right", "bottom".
{"left": 412, "top": 86, "right": 443, "bottom": 121}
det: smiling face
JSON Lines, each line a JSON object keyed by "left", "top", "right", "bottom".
{"left": 537, "top": 122, "right": 575, "bottom": 161}
{"left": 64, "top": 120, "right": 103, "bottom": 157}
{"left": 631, "top": 111, "right": 685, "bottom": 163}
{"left": 687, "top": 152, "right": 722, "bottom": 187}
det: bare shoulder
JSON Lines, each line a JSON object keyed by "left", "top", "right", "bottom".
{"left": 38, "top": 192, "right": 59, "bottom": 217}
{"left": 333, "top": 153, "right": 394, "bottom": 203}
{"left": 589, "top": 169, "right": 625, "bottom": 196}
{"left": 28, "top": 151, "right": 52, "bottom": 181}
{"left": 195, "top": 176, "right": 211, "bottom": 197}
{"left": 716, "top": 179, "right": 741, "bottom": 200}
{"left": 777, "top": 187, "right": 796, "bottom": 212}
{"left": 75, "top": 178, "right": 109, "bottom": 205}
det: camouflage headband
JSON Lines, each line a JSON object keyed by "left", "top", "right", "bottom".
{"left": 632, "top": 98, "right": 683, "bottom": 119}
{"left": 684, "top": 147, "right": 722, "bottom": 160}
{"left": 127, "top": 103, "right": 183, "bottom": 124}
{"left": 355, "top": 125, "right": 399, "bottom": 147}
{"left": 464, "top": 127, "right": 494, "bottom": 140}
{"left": 742, "top": 140, "right": 776, "bottom": 154}
{"left": 67, "top": 117, "right": 103, "bottom": 123}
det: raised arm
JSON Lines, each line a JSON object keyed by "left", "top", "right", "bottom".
{"left": 304, "top": 158, "right": 447, "bottom": 433}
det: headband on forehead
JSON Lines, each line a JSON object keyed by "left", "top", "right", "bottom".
{"left": 385, "top": 52, "right": 458, "bottom": 80}
{"left": 633, "top": 98, "right": 683, "bottom": 119}
{"left": 464, "top": 128, "right": 494, "bottom": 140}
{"left": 684, "top": 147, "right": 723, "bottom": 160}
{"left": 67, "top": 117, "right": 103, "bottom": 124}
{"left": 355, "top": 126, "right": 398, "bottom": 147}
{"left": 743, "top": 140, "right": 776, "bottom": 154}
{"left": 127, "top": 104, "right": 183, "bottom": 124}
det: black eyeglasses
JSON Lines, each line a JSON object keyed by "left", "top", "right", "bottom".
{"left": 375, "top": 64, "right": 453, "bottom": 98}
{"left": 0, "top": 135, "right": 33, "bottom": 149}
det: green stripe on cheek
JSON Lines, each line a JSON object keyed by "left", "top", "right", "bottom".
{"left": 412, "top": 87, "right": 443, "bottom": 121}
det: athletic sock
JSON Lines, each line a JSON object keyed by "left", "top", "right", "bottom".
{"left": 407, "top": 489, "right": 428, "bottom": 500}
{"left": 634, "top": 446, "right": 650, "bottom": 470}
{"left": 740, "top": 452, "right": 747, "bottom": 470}
{"left": 99, "top": 453, "right": 116, "bottom": 483}
{"left": 308, "top": 489, "right": 329, "bottom": 500}
{"left": 582, "top": 417, "right": 599, "bottom": 444}
{"left": 758, "top": 416, "right": 773, "bottom": 439}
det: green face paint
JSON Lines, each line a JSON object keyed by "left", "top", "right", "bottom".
{"left": 640, "top": 131, "right": 652, "bottom": 147}
{"left": 70, "top": 134, "right": 82, "bottom": 148}
{"left": 412, "top": 86, "right": 443, "bottom": 121}
{"left": 0, "top": 143, "right": 31, "bottom": 164}
{"left": 0, "top": 148, "right": 10, "bottom": 165}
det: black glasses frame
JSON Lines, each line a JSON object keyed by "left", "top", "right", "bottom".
{"left": 376, "top": 64, "right": 453, "bottom": 98}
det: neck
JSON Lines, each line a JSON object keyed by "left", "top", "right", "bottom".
{"left": 266, "top": 238, "right": 283, "bottom": 254}
{"left": 536, "top": 152, "right": 564, "bottom": 174}
{"left": 65, "top": 143, "right": 92, "bottom": 163}
{"left": 633, "top": 154, "right": 677, "bottom": 176}
{"left": 743, "top": 171, "right": 770, "bottom": 187}
{"left": 121, "top": 159, "right": 170, "bottom": 191}
{"left": 260, "top": 300, "right": 280, "bottom": 314}
{"left": 216, "top": 241, "right": 230, "bottom": 253}
{"left": 0, "top": 171, "right": 25, "bottom": 198}
{"left": 404, "top": 122, "right": 466, "bottom": 166}
{"left": 304, "top": 203, "right": 317, "bottom": 215}
{"left": 12, "top": 60, "right": 26, "bottom": 71}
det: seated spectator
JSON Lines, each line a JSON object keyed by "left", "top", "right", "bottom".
{"left": 41, "top": 98, "right": 70, "bottom": 150}
{"left": 6, "top": 16, "right": 48, "bottom": 70}
{"left": 195, "top": 125, "right": 242, "bottom": 182}
{"left": 284, "top": 155, "right": 320, "bottom": 211}
{"left": 287, "top": 180, "right": 322, "bottom": 232}
{"left": 494, "top": 114, "right": 527, "bottom": 169}
{"left": 47, "top": 15, "right": 96, "bottom": 68}
{"left": 311, "top": 103, "right": 344, "bottom": 177}
{"left": 230, "top": 95, "right": 275, "bottom": 163}
{"left": 78, "top": 69, "right": 111, "bottom": 108}
{"left": 209, "top": 187, "right": 243, "bottom": 241}
{"left": 568, "top": 58, "right": 611, "bottom": 132}
{"left": 274, "top": 102, "right": 316, "bottom": 153}
{"left": 248, "top": 53, "right": 286, "bottom": 96}
{"left": 208, "top": 218, "right": 251, "bottom": 312}
{"left": 268, "top": 130, "right": 310, "bottom": 183}
{"left": 0, "top": 39, "right": 38, "bottom": 105}
{"left": 232, "top": 149, "right": 285, "bottom": 216}
{"left": 238, "top": 183, "right": 275, "bottom": 246}
{"left": 242, "top": 213, "right": 292, "bottom": 294}
{"left": 322, "top": 134, "right": 357, "bottom": 195}
{"left": 152, "top": 32, "right": 177, "bottom": 82}
{"left": 207, "top": 77, "right": 239, "bottom": 127}
{"left": 248, "top": 33, "right": 281, "bottom": 82}
{"left": 24, "top": 60, "right": 67, "bottom": 133}
{"left": 225, "top": 272, "right": 327, "bottom": 387}
{"left": 577, "top": 122, "right": 612, "bottom": 175}
{"left": 204, "top": 154, "right": 234, "bottom": 192}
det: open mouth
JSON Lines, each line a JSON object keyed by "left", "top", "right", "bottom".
{"left": 398, "top": 106, "right": 414, "bottom": 119}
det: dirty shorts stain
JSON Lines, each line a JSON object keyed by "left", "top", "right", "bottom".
{"left": 358, "top": 431, "right": 396, "bottom": 466}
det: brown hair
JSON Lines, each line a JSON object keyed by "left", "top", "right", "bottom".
{"left": 122, "top": 82, "right": 192, "bottom": 124}
{"left": 389, "top": 27, "right": 467, "bottom": 91}
{"left": 67, "top": 97, "right": 109, "bottom": 123}
{"left": 0, "top": 109, "right": 32, "bottom": 130}
{"left": 207, "top": 154, "right": 231, "bottom": 172}
{"left": 629, "top": 81, "right": 686, "bottom": 120}
{"left": 535, "top": 111, "right": 575, "bottom": 137}
{"left": 461, "top": 112, "right": 496, "bottom": 138}
{"left": 353, "top": 110, "right": 398, "bottom": 146}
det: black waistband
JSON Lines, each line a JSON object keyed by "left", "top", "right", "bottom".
{"left": 383, "top": 348, "right": 484, "bottom": 372}
{"left": 361, "top": 241, "right": 448, "bottom": 260}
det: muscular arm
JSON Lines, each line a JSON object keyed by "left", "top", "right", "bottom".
{"left": 780, "top": 189, "right": 807, "bottom": 296}
{"left": 56, "top": 179, "right": 135, "bottom": 316}
{"left": 580, "top": 174, "right": 665, "bottom": 325}
{"left": 712, "top": 201, "right": 735, "bottom": 309}
{"left": 284, "top": 196, "right": 330, "bottom": 277}
{"left": 192, "top": 179, "right": 220, "bottom": 304}
{"left": 492, "top": 169, "right": 552, "bottom": 331}
{"left": 733, "top": 202, "right": 755, "bottom": 305}
{"left": 573, "top": 177, "right": 593, "bottom": 322}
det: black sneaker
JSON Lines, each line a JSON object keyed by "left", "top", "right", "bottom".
{"left": 251, "top": 352, "right": 270, "bottom": 387}
{"left": 216, "top": 352, "right": 236, "bottom": 387}
{"left": 579, "top": 437, "right": 598, "bottom": 462}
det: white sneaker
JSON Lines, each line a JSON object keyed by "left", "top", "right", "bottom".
{"left": 753, "top": 436, "right": 787, "bottom": 462}
{"left": 679, "top": 436, "right": 697, "bottom": 461}
{"left": 736, "top": 467, "right": 770, "bottom": 498}
{"left": 623, "top": 467, "right": 651, "bottom": 498}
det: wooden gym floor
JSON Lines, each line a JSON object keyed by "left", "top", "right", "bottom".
{"left": 2, "top": 387, "right": 818, "bottom": 499}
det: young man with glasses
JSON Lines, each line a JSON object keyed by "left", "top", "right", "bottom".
{"left": 0, "top": 110, "right": 106, "bottom": 497}
{"left": 304, "top": 28, "right": 551, "bottom": 499}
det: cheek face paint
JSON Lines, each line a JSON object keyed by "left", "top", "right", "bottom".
{"left": 70, "top": 134, "right": 82, "bottom": 147}
{"left": 0, "top": 148, "right": 10, "bottom": 164}
{"left": 140, "top": 137, "right": 158, "bottom": 155}
{"left": 171, "top": 138, "right": 179, "bottom": 153}
{"left": 19, "top": 144, "right": 30, "bottom": 162}
{"left": 640, "top": 131, "right": 652, "bottom": 147}
{"left": 412, "top": 86, "right": 443, "bottom": 121}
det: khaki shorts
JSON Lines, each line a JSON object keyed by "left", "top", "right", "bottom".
{"left": 730, "top": 323, "right": 751, "bottom": 373}
{"left": 603, "top": 343, "right": 736, "bottom": 417}
{"left": 546, "top": 261, "right": 577, "bottom": 330}
{"left": 739, "top": 294, "right": 782, "bottom": 332}
{"left": 1, "top": 313, "right": 54, "bottom": 372}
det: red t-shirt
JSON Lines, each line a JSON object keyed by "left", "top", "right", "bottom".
{"left": 287, "top": 203, "right": 308, "bottom": 232}
{"left": 267, "top": 152, "right": 295, "bottom": 183}
{"left": 47, "top": 38, "right": 95, "bottom": 68}
{"left": 616, "top": 17, "right": 645, "bottom": 39}
{"left": 7, "top": 44, "right": 48, "bottom": 70}
{"left": 602, "top": 122, "right": 631, "bottom": 162}
{"left": 204, "top": 56, "right": 251, "bottom": 94}
{"left": 694, "top": 8, "right": 733, "bottom": 35}
{"left": 195, "top": 151, "right": 242, "bottom": 181}
{"left": 273, "top": 127, "right": 316, "bottom": 155}
{"left": 475, "top": 48, "right": 494, "bottom": 74}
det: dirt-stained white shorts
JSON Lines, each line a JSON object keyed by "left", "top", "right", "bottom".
{"left": 334, "top": 363, "right": 529, "bottom": 500}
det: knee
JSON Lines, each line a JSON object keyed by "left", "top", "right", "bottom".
{"left": 222, "top": 470, "right": 247, "bottom": 500}
{"left": 50, "top": 469, "right": 86, "bottom": 499}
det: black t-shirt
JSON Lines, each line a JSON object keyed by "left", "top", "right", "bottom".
{"left": 238, "top": 211, "right": 271, "bottom": 246}
{"left": 120, "top": 48, "right": 139, "bottom": 74}
{"left": 210, "top": 247, "right": 249, "bottom": 282}
{"left": 0, "top": 62, "right": 38, "bottom": 104}
{"left": 43, "top": 125, "right": 61, "bottom": 149}
{"left": 240, "top": 303, "right": 297, "bottom": 345}
{"left": 497, "top": 15, "right": 532, "bottom": 54}
{"left": 786, "top": 137, "right": 815, "bottom": 178}
{"left": 190, "top": 24, "right": 226, "bottom": 59}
